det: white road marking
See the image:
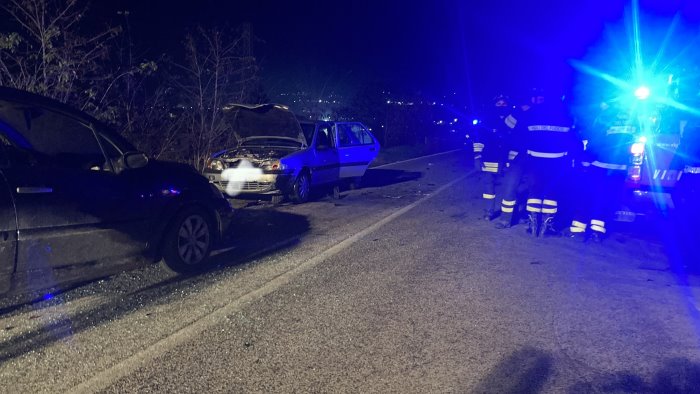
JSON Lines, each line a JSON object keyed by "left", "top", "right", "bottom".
{"left": 373, "top": 149, "right": 464, "bottom": 168}
{"left": 71, "top": 173, "right": 471, "bottom": 394}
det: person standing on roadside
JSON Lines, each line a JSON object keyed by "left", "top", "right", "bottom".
{"left": 472, "top": 94, "right": 518, "bottom": 221}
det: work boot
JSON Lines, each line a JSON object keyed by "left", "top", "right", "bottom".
{"left": 541, "top": 214, "right": 559, "bottom": 237}
{"left": 494, "top": 212, "right": 512, "bottom": 229}
{"left": 526, "top": 213, "right": 540, "bottom": 236}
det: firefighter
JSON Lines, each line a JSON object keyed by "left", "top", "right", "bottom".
{"left": 494, "top": 89, "right": 537, "bottom": 229}
{"left": 472, "top": 94, "right": 517, "bottom": 221}
{"left": 670, "top": 116, "right": 700, "bottom": 270}
{"left": 518, "top": 88, "right": 579, "bottom": 237}
{"left": 565, "top": 101, "right": 636, "bottom": 241}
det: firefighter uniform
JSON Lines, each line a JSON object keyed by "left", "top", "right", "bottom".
{"left": 494, "top": 124, "right": 525, "bottom": 228}
{"left": 472, "top": 97, "right": 517, "bottom": 220}
{"left": 568, "top": 108, "right": 636, "bottom": 240}
{"left": 670, "top": 122, "right": 700, "bottom": 268}
{"left": 519, "top": 100, "right": 578, "bottom": 236}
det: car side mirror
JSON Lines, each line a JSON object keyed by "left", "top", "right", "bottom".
{"left": 118, "top": 152, "right": 149, "bottom": 172}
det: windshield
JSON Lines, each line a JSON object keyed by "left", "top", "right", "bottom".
{"left": 300, "top": 122, "right": 316, "bottom": 144}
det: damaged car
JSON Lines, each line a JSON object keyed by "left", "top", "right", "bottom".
{"left": 204, "top": 104, "right": 380, "bottom": 203}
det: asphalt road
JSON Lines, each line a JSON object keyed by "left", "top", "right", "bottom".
{"left": 1, "top": 149, "right": 700, "bottom": 393}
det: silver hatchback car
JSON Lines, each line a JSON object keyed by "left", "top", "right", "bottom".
{"left": 204, "top": 104, "right": 380, "bottom": 203}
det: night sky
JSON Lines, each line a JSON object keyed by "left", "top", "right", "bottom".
{"left": 88, "top": 0, "right": 700, "bottom": 104}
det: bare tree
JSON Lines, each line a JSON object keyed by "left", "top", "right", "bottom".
{"left": 0, "top": 0, "right": 120, "bottom": 114}
{"left": 173, "top": 26, "right": 261, "bottom": 171}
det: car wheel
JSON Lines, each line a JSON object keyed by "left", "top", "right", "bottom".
{"left": 290, "top": 172, "right": 311, "bottom": 203}
{"left": 162, "top": 207, "right": 213, "bottom": 273}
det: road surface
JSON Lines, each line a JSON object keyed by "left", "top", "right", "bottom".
{"left": 1, "top": 149, "right": 699, "bottom": 393}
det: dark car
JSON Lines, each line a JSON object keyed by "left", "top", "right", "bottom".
{"left": 0, "top": 87, "right": 233, "bottom": 296}
{"left": 203, "top": 104, "right": 380, "bottom": 203}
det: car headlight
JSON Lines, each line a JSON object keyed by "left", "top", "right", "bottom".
{"left": 206, "top": 158, "right": 225, "bottom": 172}
{"left": 262, "top": 160, "right": 286, "bottom": 171}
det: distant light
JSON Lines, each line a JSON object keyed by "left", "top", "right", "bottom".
{"left": 635, "top": 86, "right": 651, "bottom": 100}
{"left": 43, "top": 293, "right": 55, "bottom": 301}
{"left": 472, "top": 119, "right": 480, "bottom": 125}
{"left": 453, "top": 118, "right": 458, "bottom": 123}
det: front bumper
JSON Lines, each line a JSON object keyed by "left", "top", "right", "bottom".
{"left": 204, "top": 171, "right": 293, "bottom": 196}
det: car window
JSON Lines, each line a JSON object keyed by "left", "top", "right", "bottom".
{"left": 315, "top": 124, "right": 335, "bottom": 148}
{"left": 315, "top": 125, "right": 332, "bottom": 148}
{"left": 300, "top": 123, "right": 316, "bottom": 144}
{"left": 9, "top": 106, "right": 109, "bottom": 171}
{"left": 98, "top": 133, "right": 124, "bottom": 160}
{"left": 337, "top": 123, "right": 374, "bottom": 147}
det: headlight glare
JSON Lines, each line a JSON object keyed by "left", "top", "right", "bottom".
{"left": 207, "top": 158, "right": 225, "bottom": 172}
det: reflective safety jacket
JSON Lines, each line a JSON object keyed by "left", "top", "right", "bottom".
{"left": 585, "top": 110, "right": 637, "bottom": 171}
{"left": 672, "top": 123, "right": 700, "bottom": 173}
{"left": 472, "top": 110, "right": 518, "bottom": 173}
{"left": 518, "top": 102, "right": 579, "bottom": 160}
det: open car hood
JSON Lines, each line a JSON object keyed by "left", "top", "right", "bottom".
{"left": 223, "top": 103, "right": 307, "bottom": 146}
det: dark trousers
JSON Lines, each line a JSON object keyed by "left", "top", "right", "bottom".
{"left": 569, "top": 166, "right": 627, "bottom": 234}
{"left": 670, "top": 173, "right": 700, "bottom": 269}
{"left": 499, "top": 157, "right": 526, "bottom": 217}
{"left": 481, "top": 170, "right": 499, "bottom": 212}
{"left": 524, "top": 156, "right": 568, "bottom": 216}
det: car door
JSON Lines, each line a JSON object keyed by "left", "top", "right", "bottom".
{"left": 0, "top": 102, "right": 149, "bottom": 279}
{"left": 310, "top": 123, "right": 340, "bottom": 185}
{"left": 335, "top": 122, "right": 380, "bottom": 179}
{"left": 0, "top": 145, "right": 17, "bottom": 294}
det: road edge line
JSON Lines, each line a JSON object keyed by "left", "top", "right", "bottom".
{"left": 70, "top": 173, "right": 471, "bottom": 394}
{"left": 373, "top": 148, "right": 464, "bottom": 168}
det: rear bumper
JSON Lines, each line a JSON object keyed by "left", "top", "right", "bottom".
{"left": 616, "top": 186, "right": 675, "bottom": 221}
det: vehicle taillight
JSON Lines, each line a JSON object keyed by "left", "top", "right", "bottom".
{"left": 628, "top": 166, "right": 641, "bottom": 181}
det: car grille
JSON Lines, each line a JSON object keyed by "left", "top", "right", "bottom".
{"left": 215, "top": 181, "right": 274, "bottom": 192}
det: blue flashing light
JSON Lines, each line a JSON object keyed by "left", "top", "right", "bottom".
{"left": 43, "top": 293, "right": 55, "bottom": 301}
{"left": 635, "top": 86, "right": 651, "bottom": 100}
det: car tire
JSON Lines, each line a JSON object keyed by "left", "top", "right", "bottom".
{"left": 162, "top": 207, "right": 214, "bottom": 273}
{"left": 290, "top": 172, "right": 311, "bottom": 203}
